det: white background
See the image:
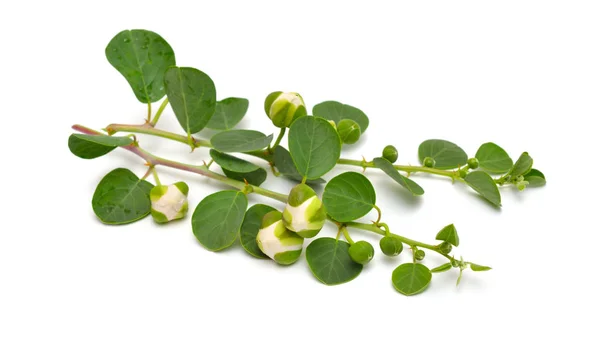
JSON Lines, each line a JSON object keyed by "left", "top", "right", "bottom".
{"left": 1, "top": 1, "right": 599, "bottom": 352}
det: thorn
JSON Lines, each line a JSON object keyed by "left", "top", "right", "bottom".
{"left": 244, "top": 179, "right": 249, "bottom": 186}
{"left": 144, "top": 162, "right": 151, "bottom": 167}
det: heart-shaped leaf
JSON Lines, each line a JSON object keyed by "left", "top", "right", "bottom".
{"left": 105, "top": 29, "right": 175, "bottom": 103}
{"left": 392, "top": 263, "right": 432, "bottom": 296}
{"left": 475, "top": 142, "right": 513, "bottom": 174}
{"left": 312, "top": 101, "right": 369, "bottom": 133}
{"left": 191, "top": 190, "right": 248, "bottom": 251}
{"left": 435, "top": 224, "right": 459, "bottom": 246}
{"left": 288, "top": 116, "right": 341, "bottom": 179}
{"left": 464, "top": 171, "right": 501, "bottom": 207}
{"left": 323, "top": 172, "right": 376, "bottom": 222}
{"left": 92, "top": 168, "right": 154, "bottom": 224}
{"left": 418, "top": 139, "right": 468, "bottom": 170}
{"left": 306, "top": 238, "right": 363, "bottom": 285}
{"left": 240, "top": 204, "right": 277, "bottom": 258}
{"left": 372, "top": 157, "right": 424, "bottom": 196}
{"left": 206, "top": 97, "right": 249, "bottom": 130}
{"left": 211, "top": 130, "right": 273, "bottom": 153}
{"left": 68, "top": 134, "right": 133, "bottom": 159}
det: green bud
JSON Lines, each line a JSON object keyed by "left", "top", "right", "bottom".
{"left": 517, "top": 180, "right": 529, "bottom": 191}
{"left": 423, "top": 157, "right": 435, "bottom": 168}
{"left": 379, "top": 236, "right": 403, "bottom": 256}
{"left": 150, "top": 182, "right": 189, "bottom": 223}
{"left": 336, "top": 119, "right": 361, "bottom": 144}
{"left": 264, "top": 91, "right": 307, "bottom": 128}
{"left": 256, "top": 210, "right": 304, "bottom": 265}
{"left": 451, "top": 259, "right": 460, "bottom": 267}
{"left": 467, "top": 157, "right": 479, "bottom": 169}
{"left": 349, "top": 241, "right": 374, "bottom": 265}
{"left": 282, "top": 184, "right": 326, "bottom": 238}
{"left": 438, "top": 241, "right": 452, "bottom": 255}
{"left": 382, "top": 145, "right": 398, "bottom": 163}
{"left": 414, "top": 249, "right": 426, "bottom": 261}
{"left": 459, "top": 169, "right": 468, "bottom": 178}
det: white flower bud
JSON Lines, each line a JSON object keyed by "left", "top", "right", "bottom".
{"left": 150, "top": 182, "right": 189, "bottom": 223}
{"left": 257, "top": 211, "right": 304, "bottom": 265}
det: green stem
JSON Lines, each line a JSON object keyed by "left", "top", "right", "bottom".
{"left": 152, "top": 168, "right": 161, "bottom": 185}
{"left": 342, "top": 227, "right": 354, "bottom": 244}
{"left": 105, "top": 123, "right": 212, "bottom": 148}
{"left": 150, "top": 98, "right": 169, "bottom": 127}
{"left": 146, "top": 103, "right": 152, "bottom": 123}
{"left": 337, "top": 158, "right": 457, "bottom": 179}
{"left": 269, "top": 127, "right": 286, "bottom": 152}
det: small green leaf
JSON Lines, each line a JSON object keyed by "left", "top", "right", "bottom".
{"left": 240, "top": 204, "right": 276, "bottom": 258}
{"left": 392, "top": 263, "right": 432, "bottom": 296}
{"left": 470, "top": 263, "right": 492, "bottom": 271}
{"left": 475, "top": 142, "right": 513, "bottom": 173}
{"left": 68, "top": 134, "right": 133, "bottom": 159}
{"left": 211, "top": 130, "right": 273, "bottom": 153}
{"left": 288, "top": 116, "right": 341, "bottom": 179}
{"left": 372, "top": 157, "right": 424, "bottom": 196}
{"left": 418, "top": 139, "right": 468, "bottom": 169}
{"left": 524, "top": 169, "right": 546, "bottom": 187}
{"left": 464, "top": 171, "right": 502, "bottom": 207}
{"left": 430, "top": 263, "right": 453, "bottom": 273}
{"left": 92, "top": 168, "right": 154, "bottom": 225}
{"left": 222, "top": 168, "right": 267, "bottom": 186}
{"left": 164, "top": 67, "right": 217, "bottom": 135}
{"left": 508, "top": 152, "right": 533, "bottom": 178}
{"left": 306, "top": 238, "right": 363, "bottom": 285}
{"left": 191, "top": 190, "right": 248, "bottom": 251}
{"left": 323, "top": 172, "right": 376, "bottom": 222}
{"left": 312, "top": 101, "right": 369, "bottom": 133}
{"left": 209, "top": 149, "right": 260, "bottom": 173}
{"left": 206, "top": 97, "right": 249, "bottom": 130}
{"left": 435, "top": 224, "right": 459, "bottom": 246}
{"left": 272, "top": 146, "right": 325, "bottom": 185}
{"left": 105, "top": 29, "right": 175, "bottom": 103}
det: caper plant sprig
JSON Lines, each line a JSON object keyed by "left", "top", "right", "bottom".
{"left": 68, "top": 29, "right": 545, "bottom": 296}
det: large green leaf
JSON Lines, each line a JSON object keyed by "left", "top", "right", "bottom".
{"left": 435, "top": 224, "right": 459, "bottom": 246}
{"left": 211, "top": 130, "right": 273, "bottom": 153}
{"left": 68, "top": 134, "right": 133, "bottom": 159}
{"left": 206, "top": 97, "right": 249, "bottom": 130}
{"left": 306, "top": 238, "right": 363, "bottom": 285}
{"left": 164, "top": 66, "right": 217, "bottom": 135}
{"left": 312, "top": 101, "right": 369, "bottom": 133}
{"left": 272, "top": 146, "right": 325, "bottom": 185}
{"left": 191, "top": 190, "right": 248, "bottom": 251}
{"left": 391, "top": 263, "right": 432, "bottom": 296}
{"left": 323, "top": 172, "right": 376, "bottom": 222}
{"left": 240, "top": 204, "right": 276, "bottom": 258}
{"left": 288, "top": 116, "right": 341, "bottom": 179}
{"left": 92, "top": 168, "right": 154, "bottom": 225}
{"left": 418, "top": 139, "right": 468, "bottom": 169}
{"left": 475, "top": 142, "right": 513, "bottom": 174}
{"left": 372, "top": 157, "right": 424, "bottom": 196}
{"left": 105, "top": 29, "right": 175, "bottom": 103}
{"left": 464, "top": 171, "right": 502, "bottom": 207}
{"left": 222, "top": 168, "right": 267, "bottom": 186}
{"left": 209, "top": 149, "right": 260, "bottom": 173}
{"left": 507, "top": 152, "right": 533, "bottom": 178}
{"left": 524, "top": 169, "right": 546, "bottom": 187}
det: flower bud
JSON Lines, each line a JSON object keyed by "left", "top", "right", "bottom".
{"left": 467, "top": 157, "right": 479, "bottom": 169}
{"left": 438, "top": 241, "right": 452, "bottom": 255}
{"left": 349, "top": 241, "right": 375, "bottom": 265}
{"left": 256, "top": 210, "right": 304, "bottom": 265}
{"left": 379, "top": 236, "right": 403, "bottom": 256}
{"left": 423, "top": 157, "right": 436, "bottom": 168}
{"left": 460, "top": 169, "right": 468, "bottom": 178}
{"left": 382, "top": 145, "right": 398, "bottom": 163}
{"left": 282, "top": 184, "right": 326, "bottom": 238}
{"left": 150, "top": 182, "right": 189, "bottom": 223}
{"left": 414, "top": 249, "right": 426, "bottom": 261}
{"left": 336, "top": 119, "right": 361, "bottom": 144}
{"left": 264, "top": 91, "right": 307, "bottom": 128}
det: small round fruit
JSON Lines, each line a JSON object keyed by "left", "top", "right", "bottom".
{"left": 423, "top": 157, "right": 436, "bottom": 168}
{"left": 382, "top": 145, "right": 398, "bottom": 163}
{"left": 349, "top": 241, "right": 374, "bottom": 265}
{"left": 379, "top": 236, "right": 403, "bottom": 256}
{"left": 467, "top": 158, "right": 479, "bottom": 169}
{"left": 438, "top": 241, "right": 452, "bottom": 255}
{"left": 414, "top": 249, "right": 426, "bottom": 261}
{"left": 336, "top": 119, "right": 361, "bottom": 144}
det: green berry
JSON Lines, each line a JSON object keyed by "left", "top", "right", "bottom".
{"left": 382, "top": 145, "right": 398, "bottom": 163}
{"left": 414, "top": 249, "right": 426, "bottom": 261}
{"left": 459, "top": 169, "right": 468, "bottom": 178}
{"left": 336, "top": 119, "right": 361, "bottom": 144}
{"left": 349, "top": 241, "right": 374, "bottom": 265}
{"left": 379, "top": 236, "right": 403, "bottom": 256}
{"left": 438, "top": 241, "right": 452, "bottom": 255}
{"left": 423, "top": 157, "right": 435, "bottom": 168}
{"left": 467, "top": 158, "right": 479, "bottom": 169}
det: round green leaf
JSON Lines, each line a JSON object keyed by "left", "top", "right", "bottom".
{"left": 105, "top": 29, "right": 175, "bottom": 103}
{"left": 288, "top": 116, "right": 341, "bottom": 179}
{"left": 418, "top": 139, "right": 468, "bottom": 169}
{"left": 323, "top": 172, "right": 376, "bottom": 222}
{"left": 92, "top": 168, "right": 154, "bottom": 225}
{"left": 272, "top": 146, "right": 325, "bottom": 185}
{"left": 372, "top": 157, "right": 424, "bottom": 196}
{"left": 475, "top": 142, "right": 513, "bottom": 174}
{"left": 222, "top": 167, "right": 267, "bottom": 186}
{"left": 524, "top": 169, "right": 546, "bottom": 187}
{"left": 312, "top": 101, "right": 369, "bottom": 133}
{"left": 306, "top": 238, "right": 363, "bottom": 285}
{"left": 211, "top": 130, "right": 273, "bottom": 153}
{"left": 206, "top": 97, "right": 249, "bottom": 130}
{"left": 68, "top": 134, "right": 133, "bottom": 159}
{"left": 392, "top": 263, "right": 432, "bottom": 296}
{"left": 191, "top": 190, "right": 248, "bottom": 251}
{"left": 464, "top": 171, "right": 502, "bottom": 207}
{"left": 507, "top": 152, "right": 533, "bottom": 179}
{"left": 164, "top": 66, "right": 217, "bottom": 135}
{"left": 209, "top": 149, "right": 260, "bottom": 173}
{"left": 240, "top": 204, "right": 276, "bottom": 258}
{"left": 435, "top": 224, "right": 459, "bottom": 246}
